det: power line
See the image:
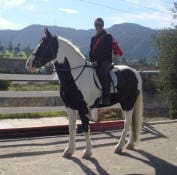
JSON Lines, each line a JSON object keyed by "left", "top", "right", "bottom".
{"left": 79, "top": 0, "right": 171, "bottom": 14}
{"left": 79, "top": 0, "right": 131, "bottom": 14}
{"left": 118, "top": 0, "right": 170, "bottom": 13}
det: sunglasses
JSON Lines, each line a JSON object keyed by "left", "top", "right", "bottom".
{"left": 95, "top": 23, "right": 103, "bottom": 27}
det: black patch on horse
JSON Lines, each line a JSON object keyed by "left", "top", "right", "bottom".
{"left": 54, "top": 57, "right": 89, "bottom": 132}
{"left": 114, "top": 69, "right": 139, "bottom": 111}
{"left": 32, "top": 35, "right": 59, "bottom": 68}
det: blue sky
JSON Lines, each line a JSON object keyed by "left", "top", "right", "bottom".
{"left": 0, "top": 0, "right": 175, "bottom": 30}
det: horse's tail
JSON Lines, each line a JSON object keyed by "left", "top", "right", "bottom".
{"left": 132, "top": 71, "right": 143, "bottom": 144}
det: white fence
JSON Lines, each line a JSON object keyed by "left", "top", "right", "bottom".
{"left": 0, "top": 71, "right": 159, "bottom": 118}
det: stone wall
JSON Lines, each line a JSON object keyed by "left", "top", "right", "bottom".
{"left": 0, "top": 58, "right": 27, "bottom": 74}
{"left": 141, "top": 71, "right": 168, "bottom": 117}
{"left": 0, "top": 97, "right": 63, "bottom": 107}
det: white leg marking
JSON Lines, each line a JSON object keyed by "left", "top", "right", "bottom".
{"left": 126, "top": 118, "right": 135, "bottom": 150}
{"left": 90, "top": 109, "right": 99, "bottom": 122}
{"left": 63, "top": 108, "right": 76, "bottom": 158}
{"left": 115, "top": 110, "right": 133, "bottom": 154}
{"left": 82, "top": 129, "right": 92, "bottom": 158}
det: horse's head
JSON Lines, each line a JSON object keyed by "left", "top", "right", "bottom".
{"left": 26, "top": 28, "right": 59, "bottom": 72}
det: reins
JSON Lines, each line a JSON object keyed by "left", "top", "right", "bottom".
{"left": 54, "top": 58, "right": 91, "bottom": 82}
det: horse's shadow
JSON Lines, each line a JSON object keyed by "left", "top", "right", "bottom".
{"left": 66, "top": 156, "right": 109, "bottom": 175}
{"left": 120, "top": 149, "right": 177, "bottom": 175}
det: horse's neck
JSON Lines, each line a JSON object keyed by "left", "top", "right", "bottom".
{"left": 56, "top": 39, "right": 85, "bottom": 67}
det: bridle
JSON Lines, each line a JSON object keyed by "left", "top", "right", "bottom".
{"left": 32, "top": 52, "right": 91, "bottom": 82}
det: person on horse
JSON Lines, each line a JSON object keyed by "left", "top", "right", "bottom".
{"left": 89, "top": 18, "right": 113, "bottom": 106}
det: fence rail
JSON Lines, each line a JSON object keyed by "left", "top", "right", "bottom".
{"left": 0, "top": 71, "right": 160, "bottom": 81}
{"left": 0, "top": 91, "right": 59, "bottom": 98}
{"left": 0, "top": 74, "right": 58, "bottom": 81}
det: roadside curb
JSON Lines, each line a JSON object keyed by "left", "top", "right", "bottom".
{"left": 1, "top": 118, "right": 176, "bottom": 139}
{"left": 0, "top": 120, "right": 124, "bottom": 139}
{"left": 144, "top": 119, "right": 177, "bottom": 125}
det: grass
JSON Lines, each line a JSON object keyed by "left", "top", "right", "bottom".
{"left": 0, "top": 111, "right": 67, "bottom": 119}
{"left": 0, "top": 50, "right": 28, "bottom": 59}
{"left": 101, "top": 114, "right": 122, "bottom": 121}
{"left": 0, "top": 110, "right": 121, "bottom": 120}
{"left": 98, "top": 108, "right": 123, "bottom": 121}
{"left": 8, "top": 83, "right": 59, "bottom": 91}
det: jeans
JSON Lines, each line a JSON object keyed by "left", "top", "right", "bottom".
{"left": 96, "top": 61, "right": 111, "bottom": 97}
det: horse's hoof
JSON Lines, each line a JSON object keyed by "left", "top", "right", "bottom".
{"left": 126, "top": 144, "right": 134, "bottom": 150}
{"left": 63, "top": 152, "right": 73, "bottom": 158}
{"left": 82, "top": 152, "right": 92, "bottom": 159}
{"left": 63, "top": 147, "right": 75, "bottom": 158}
{"left": 114, "top": 147, "right": 123, "bottom": 154}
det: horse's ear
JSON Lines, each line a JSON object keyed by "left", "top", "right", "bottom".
{"left": 44, "top": 27, "right": 52, "bottom": 38}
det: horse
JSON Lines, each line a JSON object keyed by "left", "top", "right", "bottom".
{"left": 26, "top": 28, "right": 143, "bottom": 158}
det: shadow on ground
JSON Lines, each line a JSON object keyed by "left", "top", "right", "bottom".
{"left": 66, "top": 157, "right": 109, "bottom": 175}
{"left": 0, "top": 123, "right": 176, "bottom": 175}
{"left": 120, "top": 149, "right": 177, "bottom": 175}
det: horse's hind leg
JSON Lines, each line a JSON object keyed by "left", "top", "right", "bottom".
{"left": 126, "top": 114, "right": 135, "bottom": 150}
{"left": 114, "top": 109, "right": 133, "bottom": 154}
{"left": 63, "top": 108, "right": 76, "bottom": 158}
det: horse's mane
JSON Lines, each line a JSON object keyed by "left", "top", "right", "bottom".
{"left": 58, "top": 36, "right": 86, "bottom": 60}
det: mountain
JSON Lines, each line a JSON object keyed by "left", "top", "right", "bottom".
{"left": 0, "top": 23, "right": 157, "bottom": 60}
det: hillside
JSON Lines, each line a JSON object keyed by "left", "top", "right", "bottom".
{"left": 0, "top": 23, "right": 157, "bottom": 60}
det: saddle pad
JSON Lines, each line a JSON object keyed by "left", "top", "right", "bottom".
{"left": 93, "top": 69, "right": 118, "bottom": 89}
{"left": 110, "top": 69, "right": 118, "bottom": 87}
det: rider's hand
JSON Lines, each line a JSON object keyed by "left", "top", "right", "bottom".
{"left": 91, "top": 61, "right": 98, "bottom": 67}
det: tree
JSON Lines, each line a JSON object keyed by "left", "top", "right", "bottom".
{"left": 24, "top": 45, "right": 32, "bottom": 56}
{"left": 14, "top": 43, "right": 21, "bottom": 53}
{"left": 171, "top": 1, "right": 177, "bottom": 21}
{"left": 155, "top": 2, "right": 177, "bottom": 119}
{"left": 7, "top": 41, "right": 13, "bottom": 52}
{"left": 0, "top": 41, "right": 4, "bottom": 51}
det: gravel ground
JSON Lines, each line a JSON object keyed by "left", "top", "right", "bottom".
{"left": 0, "top": 121, "right": 177, "bottom": 175}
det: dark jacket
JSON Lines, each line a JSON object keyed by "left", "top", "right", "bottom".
{"left": 89, "top": 30, "right": 112, "bottom": 65}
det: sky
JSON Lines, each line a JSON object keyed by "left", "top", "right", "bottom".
{"left": 0, "top": 0, "right": 175, "bottom": 30}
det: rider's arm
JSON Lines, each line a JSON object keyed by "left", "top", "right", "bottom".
{"left": 102, "top": 34, "right": 112, "bottom": 63}
{"left": 89, "top": 37, "right": 96, "bottom": 63}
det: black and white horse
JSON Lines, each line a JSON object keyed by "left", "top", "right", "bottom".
{"left": 26, "top": 28, "right": 143, "bottom": 158}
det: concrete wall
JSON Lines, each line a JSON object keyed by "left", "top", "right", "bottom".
{"left": 0, "top": 58, "right": 27, "bottom": 74}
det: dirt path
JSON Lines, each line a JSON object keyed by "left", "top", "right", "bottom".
{"left": 0, "top": 121, "right": 177, "bottom": 175}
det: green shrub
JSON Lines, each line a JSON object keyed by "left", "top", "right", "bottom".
{"left": 0, "top": 80, "right": 10, "bottom": 90}
{"left": 155, "top": 28, "right": 177, "bottom": 119}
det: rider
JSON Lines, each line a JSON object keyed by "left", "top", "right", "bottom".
{"left": 89, "top": 18, "right": 112, "bottom": 106}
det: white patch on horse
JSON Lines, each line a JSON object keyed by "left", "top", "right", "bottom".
{"left": 55, "top": 37, "right": 100, "bottom": 107}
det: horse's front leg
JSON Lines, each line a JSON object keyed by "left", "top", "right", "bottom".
{"left": 63, "top": 108, "right": 76, "bottom": 158}
{"left": 79, "top": 111, "right": 92, "bottom": 158}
